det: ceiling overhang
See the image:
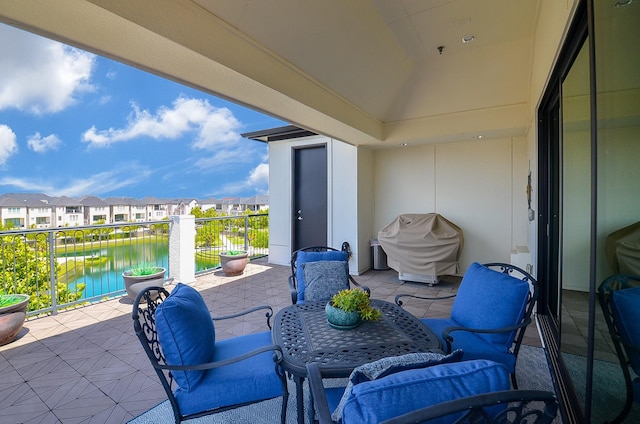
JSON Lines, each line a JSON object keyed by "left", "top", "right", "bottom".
{"left": 0, "top": 0, "right": 540, "bottom": 147}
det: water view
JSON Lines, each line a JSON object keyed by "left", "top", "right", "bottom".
{"left": 63, "top": 243, "right": 220, "bottom": 299}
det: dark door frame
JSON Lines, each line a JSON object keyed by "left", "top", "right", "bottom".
{"left": 291, "top": 143, "right": 328, "bottom": 252}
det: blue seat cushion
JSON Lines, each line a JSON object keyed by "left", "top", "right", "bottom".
{"left": 332, "top": 350, "right": 463, "bottom": 421}
{"left": 340, "top": 359, "right": 510, "bottom": 424}
{"left": 451, "top": 262, "right": 530, "bottom": 347}
{"left": 295, "top": 250, "right": 348, "bottom": 303}
{"left": 156, "top": 283, "right": 215, "bottom": 391}
{"left": 302, "top": 260, "right": 350, "bottom": 302}
{"left": 611, "top": 286, "right": 640, "bottom": 375}
{"left": 174, "top": 331, "right": 284, "bottom": 416}
{"left": 423, "top": 318, "right": 517, "bottom": 372}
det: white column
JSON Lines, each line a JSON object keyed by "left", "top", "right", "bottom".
{"left": 168, "top": 215, "right": 196, "bottom": 284}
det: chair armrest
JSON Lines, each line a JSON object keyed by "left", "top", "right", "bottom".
{"left": 441, "top": 318, "right": 532, "bottom": 352}
{"left": 380, "top": 390, "right": 558, "bottom": 424}
{"left": 349, "top": 276, "right": 370, "bottom": 296}
{"left": 211, "top": 305, "right": 274, "bottom": 329}
{"left": 306, "top": 362, "right": 335, "bottom": 424}
{"left": 288, "top": 275, "right": 299, "bottom": 304}
{"left": 156, "top": 344, "right": 284, "bottom": 372}
{"left": 394, "top": 292, "right": 456, "bottom": 307}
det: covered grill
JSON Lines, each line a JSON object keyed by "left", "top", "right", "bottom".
{"left": 378, "top": 213, "right": 463, "bottom": 285}
{"left": 606, "top": 221, "right": 640, "bottom": 276}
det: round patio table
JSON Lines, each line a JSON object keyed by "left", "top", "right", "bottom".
{"left": 272, "top": 299, "right": 442, "bottom": 423}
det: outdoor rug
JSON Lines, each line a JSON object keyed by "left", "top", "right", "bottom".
{"left": 563, "top": 352, "right": 640, "bottom": 423}
{"left": 129, "top": 345, "right": 554, "bottom": 423}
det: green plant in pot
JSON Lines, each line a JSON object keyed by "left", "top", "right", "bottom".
{"left": 122, "top": 263, "right": 166, "bottom": 301}
{"left": 0, "top": 293, "right": 30, "bottom": 346}
{"left": 219, "top": 250, "right": 248, "bottom": 276}
{"left": 325, "top": 288, "right": 381, "bottom": 329}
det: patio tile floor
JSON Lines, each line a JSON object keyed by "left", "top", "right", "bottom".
{"left": 0, "top": 258, "right": 542, "bottom": 423}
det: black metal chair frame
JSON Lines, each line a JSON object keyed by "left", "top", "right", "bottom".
{"left": 394, "top": 263, "right": 539, "bottom": 389}
{"left": 597, "top": 274, "right": 640, "bottom": 424}
{"left": 288, "top": 245, "right": 370, "bottom": 304}
{"left": 306, "top": 362, "right": 558, "bottom": 424}
{"left": 132, "top": 287, "right": 289, "bottom": 424}
{"left": 381, "top": 389, "right": 558, "bottom": 424}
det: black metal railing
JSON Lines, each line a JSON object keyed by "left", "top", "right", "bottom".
{"left": 0, "top": 213, "right": 268, "bottom": 316}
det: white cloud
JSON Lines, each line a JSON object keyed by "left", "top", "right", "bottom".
{"left": 0, "top": 124, "right": 18, "bottom": 164}
{"left": 247, "top": 163, "right": 269, "bottom": 186}
{"left": 82, "top": 97, "right": 242, "bottom": 148}
{"left": 193, "top": 148, "right": 254, "bottom": 170}
{"left": 27, "top": 132, "right": 62, "bottom": 153}
{"left": 212, "top": 163, "right": 269, "bottom": 195}
{"left": 0, "top": 176, "right": 49, "bottom": 192}
{"left": 0, "top": 162, "right": 153, "bottom": 197}
{"left": 0, "top": 24, "right": 95, "bottom": 114}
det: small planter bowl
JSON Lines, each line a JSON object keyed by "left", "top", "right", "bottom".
{"left": 220, "top": 251, "right": 248, "bottom": 276}
{"left": 325, "top": 302, "right": 361, "bottom": 330}
{"left": 0, "top": 294, "right": 30, "bottom": 346}
{"left": 122, "top": 267, "right": 166, "bottom": 301}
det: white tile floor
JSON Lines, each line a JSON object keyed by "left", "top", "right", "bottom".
{"left": 0, "top": 258, "right": 542, "bottom": 423}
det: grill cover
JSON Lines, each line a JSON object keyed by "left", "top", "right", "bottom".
{"left": 378, "top": 213, "right": 463, "bottom": 277}
{"left": 606, "top": 221, "right": 640, "bottom": 276}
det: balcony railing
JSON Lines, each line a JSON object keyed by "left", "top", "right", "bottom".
{"left": 0, "top": 213, "right": 268, "bottom": 317}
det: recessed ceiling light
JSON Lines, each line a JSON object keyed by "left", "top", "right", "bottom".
{"left": 462, "top": 34, "right": 476, "bottom": 43}
{"left": 614, "top": 0, "right": 633, "bottom": 7}
{"left": 401, "top": 143, "right": 409, "bottom": 146}
{"left": 474, "top": 135, "right": 484, "bottom": 140}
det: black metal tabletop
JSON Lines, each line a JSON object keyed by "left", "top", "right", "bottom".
{"left": 272, "top": 299, "right": 442, "bottom": 378}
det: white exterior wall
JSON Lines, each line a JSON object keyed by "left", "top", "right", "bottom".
{"left": 1, "top": 206, "right": 27, "bottom": 228}
{"left": 28, "top": 207, "right": 52, "bottom": 228}
{"left": 88, "top": 206, "right": 109, "bottom": 224}
{"left": 268, "top": 134, "right": 362, "bottom": 274}
{"left": 269, "top": 134, "right": 529, "bottom": 275}
{"left": 373, "top": 137, "right": 529, "bottom": 273}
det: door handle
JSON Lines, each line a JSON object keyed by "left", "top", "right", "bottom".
{"left": 297, "top": 216, "right": 303, "bottom": 220}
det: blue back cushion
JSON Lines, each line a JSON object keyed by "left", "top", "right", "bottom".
{"left": 451, "top": 263, "right": 530, "bottom": 347}
{"left": 295, "top": 250, "right": 348, "bottom": 303}
{"left": 156, "top": 283, "right": 216, "bottom": 391}
{"left": 302, "top": 260, "right": 350, "bottom": 302}
{"left": 340, "top": 359, "right": 510, "bottom": 424}
{"left": 612, "top": 286, "right": 640, "bottom": 374}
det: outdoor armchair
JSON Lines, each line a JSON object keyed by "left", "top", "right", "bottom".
{"left": 288, "top": 245, "right": 370, "bottom": 304}
{"left": 306, "top": 353, "right": 542, "bottom": 423}
{"left": 380, "top": 389, "right": 559, "bottom": 424}
{"left": 395, "top": 262, "right": 539, "bottom": 388}
{"left": 132, "top": 283, "right": 288, "bottom": 424}
{"left": 597, "top": 274, "right": 640, "bottom": 424}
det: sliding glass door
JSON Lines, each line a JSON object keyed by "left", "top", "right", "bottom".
{"left": 537, "top": 1, "right": 639, "bottom": 422}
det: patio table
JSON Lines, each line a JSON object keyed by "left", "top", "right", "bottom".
{"left": 272, "top": 299, "right": 442, "bottom": 423}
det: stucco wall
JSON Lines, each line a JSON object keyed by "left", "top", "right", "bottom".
{"left": 373, "top": 137, "right": 528, "bottom": 273}
{"left": 267, "top": 135, "right": 362, "bottom": 274}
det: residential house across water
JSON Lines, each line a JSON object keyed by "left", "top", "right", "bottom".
{"left": 0, "top": 193, "right": 269, "bottom": 229}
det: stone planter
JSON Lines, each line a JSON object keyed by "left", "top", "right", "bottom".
{"left": 122, "top": 267, "right": 166, "bottom": 301}
{"left": 219, "top": 251, "right": 248, "bottom": 276}
{"left": 0, "top": 294, "right": 29, "bottom": 346}
{"left": 325, "top": 302, "right": 361, "bottom": 330}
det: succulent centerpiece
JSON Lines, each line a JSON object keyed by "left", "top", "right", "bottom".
{"left": 325, "top": 288, "right": 381, "bottom": 330}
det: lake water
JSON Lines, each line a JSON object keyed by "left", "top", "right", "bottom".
{"left": 63, "top": 243, "right": 218, "bottom": 299}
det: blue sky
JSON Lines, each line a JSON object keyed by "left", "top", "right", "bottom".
{"left": 0, "top": 24, "right": 285, "bottom": 199}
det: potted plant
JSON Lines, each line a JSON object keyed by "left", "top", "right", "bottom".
{"left": 325, "top": 288, "right": 381, "bottom": 329}
{"left": 0, "top": 294, "right": 30, "bottom": 346}
{"left": 219, "top": 250, "right": 248, "bottom": 276}
{"left": 122, "top": 263, "right": 166, "bottom": 301}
